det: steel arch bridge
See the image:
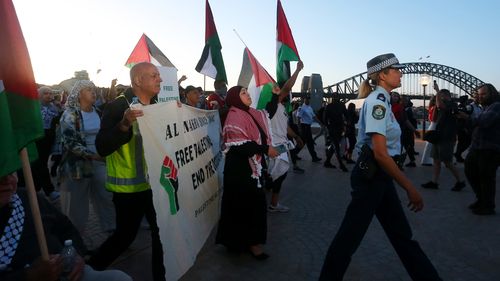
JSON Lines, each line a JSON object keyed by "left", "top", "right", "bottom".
{"left": 323, "top": 62, "right": 484, "bottom": 97}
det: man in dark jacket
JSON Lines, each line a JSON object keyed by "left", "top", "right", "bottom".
{"left": 88, "top": 62, "right": 166, "bottom": 281}
{"left": 464, "top": 84, "right": 500, "bottom": 215}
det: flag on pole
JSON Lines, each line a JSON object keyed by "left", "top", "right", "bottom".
{"left": 195, "top": 0, "right": 227, "bottom": 84}
{"left": 238, "top": 47, "right": 275, "bottom": 109}
{"left": 276, "top": 0, "right": 300, "bottom": 86}
{"left": 0, "top": 0, "right": 44, "bottom": 177}
{"left": 125, "top": 33, "right": 176, "bottom": 68}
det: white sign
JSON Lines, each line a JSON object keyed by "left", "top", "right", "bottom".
{"left": 157, "top": 66, "right": 180, "bottom": 103}
{"left": 137, "top": 102, "right": 223, "bottom": 281}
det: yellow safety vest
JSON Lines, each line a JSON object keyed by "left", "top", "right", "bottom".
{"left": 105, "top": 122, "right": 150, "bottom": 193}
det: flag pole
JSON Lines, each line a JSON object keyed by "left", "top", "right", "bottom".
{"left": 20, "top": 147, "right": 49, "bottom": 260}
{"left": 233, "top": 29, "right": 249, "bottom": 48}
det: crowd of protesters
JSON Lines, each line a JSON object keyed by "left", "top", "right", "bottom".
{"left": 2, "top": 57, "right": 499, "bottom": 281}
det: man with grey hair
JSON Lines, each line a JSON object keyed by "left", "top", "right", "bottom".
{"left": 88, "top": 62, "right": 166, "bottom": 281}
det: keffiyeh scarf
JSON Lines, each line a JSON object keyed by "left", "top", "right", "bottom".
{"left": 0, "top": 194, "right": 25, "bottom": 272}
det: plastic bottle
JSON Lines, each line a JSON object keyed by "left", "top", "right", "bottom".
{"left": 60, "top": 239, "right": 76, "bottom": 281}
{"left": 130, "top": 96, "right": 142, "bottom": 110}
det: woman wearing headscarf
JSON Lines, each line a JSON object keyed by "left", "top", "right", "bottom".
{"left": 319, "top": 54, "right": 442, "bottom": 280}
{"left": 59, "top": 80, "right": 115, "bottom": 234}
{"left": 215, "top": 86, "right": 278, "bottom": 260}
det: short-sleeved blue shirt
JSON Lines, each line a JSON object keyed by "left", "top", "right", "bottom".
{"left": 355, "top": 86, "right": 401, "bottom": 156}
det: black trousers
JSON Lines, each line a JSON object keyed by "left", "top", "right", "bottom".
{"left": 31, "top": 129, "right": 55, "bottom": 195}
{"left": 401, "top": 130, "right": 416, "bottom": 162}
{"left": 464, "top": 149, "right": 500, "bottom": 210}
{"left": 300, "top": 123, "right": 319, "bottom": 160}
{"left": 289, "top": 123, "right": 302, "bottom": 165}
{"left": 319, "top": 165, "right": 442, "bottom": 281}
{"left": 325, "top": 127, "right": 346, "bottom": 168}
{"left": 455, "top": 130, "right": 471, "bottom": 157}
{"left": 88, "top": 189, "right": 166, "bottom": 281}
{"left": 266, "top": 172, "right": 287, "bottom": 194}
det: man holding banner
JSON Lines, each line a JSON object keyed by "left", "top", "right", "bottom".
{"left": 88, "top": 62, "right": 166, "bottom": 281}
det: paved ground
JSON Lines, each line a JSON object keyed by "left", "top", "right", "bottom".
{"left": 83, "top": 139, "right": 500, "bottom": 281}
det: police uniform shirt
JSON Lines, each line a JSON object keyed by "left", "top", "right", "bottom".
{"left": 355, "top": 86, "right": 401, "bottom": 156}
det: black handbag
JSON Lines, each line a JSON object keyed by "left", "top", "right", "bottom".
{"left": 423, "top": 130, "right": 440, "bottom": 144}
{"left": 357, "top": 144, "right": 378, "bottom": 180}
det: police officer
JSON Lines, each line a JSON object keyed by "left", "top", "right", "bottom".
{"left": 319, "top": 53, "right": 442, "bottom": 281}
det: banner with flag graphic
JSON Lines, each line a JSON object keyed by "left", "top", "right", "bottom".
{"left": 238, "top": 47, "right": 276, "bottom": 110}
{"left": 126, "top": 34, "right": 179, "bottom": 102}
{"left": 0, "top": 0, "right": 44, "bottom": 177}
{"left": 195, "top": 0, "right": 227, "bottom": 84}
{"left": 276, "top": 0, "right": 300, "bottom": 86}
{"left": 137, "top": 102, "right": 223, "bottom": 281}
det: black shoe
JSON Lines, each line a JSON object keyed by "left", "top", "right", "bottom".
{"left": 455, "top": 154, "right": 465, "bottom": 163}
{"left": 312, "top": 157, "right": 322, "bottom": 163}
{"left": 472, "top": 208, "right": 495, "bottom": 216}
{"left": 468, "top": 201, "right": 480, "bottom": 210}
{"left": 421, "top": 181, "right": 439, "bottom": 189}
{"left": 346, "top": 159, "right": 356, "bottom": 164}
{"left": 340, "top": 165, "right": 349, "bottom": 172}
{"left": 323, "top": 162, "right": 336, "bottom": 168}
{"left": 296, "top": 156, "right": 302, "bottom": 160}
{"left": 405, "top": 162, "right": 417, "bottom": 167}
{"left": 421, "top": 163, "right": 433, "bottom": 166}
{"left": 451, "top": 181, "right": 466, "bottom": 191}
{"left": 413, "top": 152, "right": 420, "bottom": 156}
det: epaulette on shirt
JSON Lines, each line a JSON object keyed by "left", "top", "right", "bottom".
{"left": 376, "top": 93, "right": 386, "bottom": 102}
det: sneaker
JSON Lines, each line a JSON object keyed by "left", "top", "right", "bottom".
{"left": 268, "top": 203, "right": 290, "bottom": 213}
{"left": 451, "top": 181, "right": 466, "bottom": 191}
{"left": 48, "top": 191, "right": 60, "bottom": 201}
{"left": 421, "top": 181, "right": 439, "bottom": 189}
{"left": 323, "top": 162, "right": 336, "bottom": 168}
{"left": 293, "top": 166, "right": 305, "bottom": 174}
{"left": 405, "top": 162, "right": 417, "bottom": 167}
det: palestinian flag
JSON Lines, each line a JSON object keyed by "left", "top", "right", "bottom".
{"left": 276, "top": 0, "right": 300, "bottom": 86}
{"left": 125, "top": 33, "right": 176, "bottom": 68}
{"left": 0, "top": 0, "right": 44, "bottom": 177}
{"left": 195, "top": 0, "right": 227, "bottom": 84}
{"left": 237, "top": 48, "right": 275, "bottom": 110}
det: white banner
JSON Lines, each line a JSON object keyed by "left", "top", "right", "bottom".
{"left": 157, "top": 66, "right": 180, "bottom": 103}
{"left": 137, "top": 102, "right": 223, "bottom": 281}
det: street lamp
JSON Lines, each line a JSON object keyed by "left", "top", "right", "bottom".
{"left": 420, "top": 74, "right": 430, "bottom": 136}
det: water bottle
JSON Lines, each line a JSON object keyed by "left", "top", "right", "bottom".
{"left": 130, "top": 96, "right": 142, "bottom": 110}
{"left": 60, "top": 239, "right": 76, "bottom": 281}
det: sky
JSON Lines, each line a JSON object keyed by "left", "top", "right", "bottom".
{"left": 12, "top": 0, "right": 500, "bottom": 92}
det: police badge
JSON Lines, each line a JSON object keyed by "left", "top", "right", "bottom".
{"left": 372, "top": 105, "right": 386, "bottom": 120}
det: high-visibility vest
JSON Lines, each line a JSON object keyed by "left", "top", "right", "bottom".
{"left": 105, "top": 122, "right": 150, "bottom": 193}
